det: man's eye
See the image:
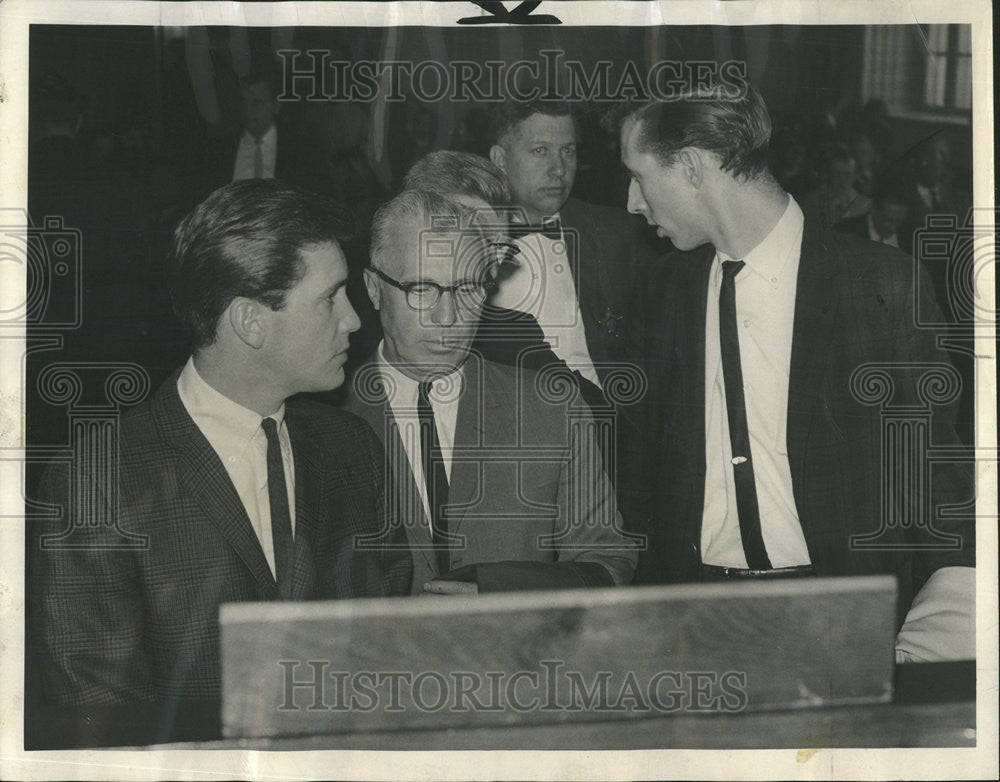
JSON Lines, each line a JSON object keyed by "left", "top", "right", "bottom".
{"left": 408, "top": 284, "right": 437, "bottom": 297}
{"left": 456, "top": 283, "right": 482, "bottom": 296}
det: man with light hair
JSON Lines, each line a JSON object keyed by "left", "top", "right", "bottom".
{"left": 616, "top": 81, "right": 974, "bottom": 661}
{"left": 344, "top": 189, "right": 638, "bottom": 595}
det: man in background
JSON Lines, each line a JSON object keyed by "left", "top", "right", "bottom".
{"left": 488, "top": 99, "right": 655, "bottom": 393}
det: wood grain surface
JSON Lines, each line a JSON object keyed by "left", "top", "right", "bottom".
{"left": 220, "top": 577, "right": 897, "bottom": 738}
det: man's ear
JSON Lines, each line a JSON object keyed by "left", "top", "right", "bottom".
{"left": 226, "top": 297, "right": 266, "bottom": 348}
{"left": 363, "top": 268, "right": 381, "bottom": 310}
{"left": 676, "top": 148, "right": 704, "bottom": 188}
{"left": 489, "top": 144, "right": 506, "bottom": 172}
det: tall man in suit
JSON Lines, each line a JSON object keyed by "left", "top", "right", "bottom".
{"left": 617, "top": 83, "right": 974, "bottom": 661}
{"left": 488, "top": 100, "right": 655, "bottom": 392}
{"left": 343, "top": 189, "right": 638, "bottom": 595}
{"left": 30, "top": 181, "right": 412, "bottom": 721}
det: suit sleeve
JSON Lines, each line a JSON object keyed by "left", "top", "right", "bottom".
{"left": 614, "top": 260, "right": 658, "bottom": 580}
{"left": 29, "top": 460, "right": 151, "bottom": 704}
{"left": 552, "top": 402, "right": 640, "bottom": 585}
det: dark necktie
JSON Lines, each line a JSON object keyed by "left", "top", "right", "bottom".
{"left": 418, "top": 381, "right": 451, "bottom": 573}
{"left": 262, "top": 417, "right": 294, "bottom": 593}
{"left": 719, "top": 261, "right": 772, "bottom": 570}
{"left": 253, "top": 138, "right": 264, "bottom": 179}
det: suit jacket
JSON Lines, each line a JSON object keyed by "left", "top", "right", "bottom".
{"left": 343, "top": 354, "right": 639, "bottom": 594}
{"left": 201, "top": 123, "right": 328, "bottom": 200}
{"left": 30, "top": 371, "right": 412, "bottom": 707}
{"left": 619, "top": 218, "right": 974, "bottom": 621}
{"left": 475, "top": 198, "right": 655, "bottom": 388}
{"left": 835, "top": 213, "right": 912, "bottom": 255}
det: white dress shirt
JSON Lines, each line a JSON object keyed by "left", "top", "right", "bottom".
{"left": 177, "top": 357, "right": 295, "bottom": 577}
{"left": 701, "top": 195, "right": 812, "bottom": 568}
{"left": 490, "top": 216, "right": 602, "bottom": 389}
{"left": 232, "top": 124, "right": 277, "bottom": 181}
{"left": 866, "top": 213, "right": 900, "bottom": 248}
{"left": 377, "top": 342, "right": 462, "bottom": 530}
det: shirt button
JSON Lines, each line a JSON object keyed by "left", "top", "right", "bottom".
{"left": 743, "top": 319, "right": 751, "bottom": 328}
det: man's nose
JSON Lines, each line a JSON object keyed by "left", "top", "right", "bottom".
{"left": 341, "top": 299, "right": 362, "bottom": 334}
{"left": 549, "top": 154, "right": 566, "bottom": 178}
{"left": 627, "top": 179, "right": 646, "bottom": 215}
{"left": 430, "top": 290, "right": 457, "bottom": 327}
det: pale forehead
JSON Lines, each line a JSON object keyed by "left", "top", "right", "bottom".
{"left": 298, "top": 241, "right": 347, "bottom": 283}
{"left": 386, "top": 219, "right": 487, "bottom": 280}
{"left": 511, "top": 112, "right": 576, "bottom": 144}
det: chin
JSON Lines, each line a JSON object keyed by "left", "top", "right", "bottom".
{"left": 314, "top": 366, "right": 346, "bottom": 392}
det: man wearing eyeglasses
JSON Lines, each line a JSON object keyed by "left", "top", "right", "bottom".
{"left": 344, "top": 189, "right": 638, "bottom": 595}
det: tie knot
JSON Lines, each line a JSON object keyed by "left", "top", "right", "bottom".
{"left": 722, "top": 260, "right": 746, "bottom": 279}
{"left": 261, "top": 417, "right": 280, "bottom": 441}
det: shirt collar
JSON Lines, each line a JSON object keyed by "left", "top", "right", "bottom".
{"left": 717, "top": 195, "right": 804, "bottom": 284}
{"left": 242, "top": 123, "right": 277, "bottom": 149}
{"left": 376, "top": 341, "right": 462, "bottom": 404}
{"left": 178, "top": 356, "right": 285, "bottom": 448}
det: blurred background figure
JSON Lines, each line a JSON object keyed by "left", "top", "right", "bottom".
{"left": 801, "top": 144, "right": 872, "bottom": 228}
{"left": 836, "top": 175, "right": 911, "bottom": 252}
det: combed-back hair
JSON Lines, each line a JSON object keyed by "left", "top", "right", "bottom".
{"left": 169, "top": 179, "right": 356, "bottom": 350}
{"left": 625, "top": 81, "right": 773, "bottom": 181}
{"left": 402, "top": 151, "right": 511, "bottom": 207}
{"left": 370, "top": 189, "right": 479, "bottom": 274}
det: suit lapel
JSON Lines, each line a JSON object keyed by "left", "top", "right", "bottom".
{"left": 153, "top": 375, "right": 279, "bottom": 599}
{"left": 349, "top": 360, "right": 437, "bottom": 576}
{"left": 678, "top": 247, "right": 714, "bottom": 479}
{"left": 447, "top": 355, "right": 489, "bottom": 536}
{"left": 285, "top": 407, "right": 322, "bottom": 601}
{"left": 787, "top": 219, "right": 840, "bottom": 510}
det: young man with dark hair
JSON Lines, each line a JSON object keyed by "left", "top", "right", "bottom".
{"left": 30, "top": 181, "right": 411, "bottom": 730}
{"left": 618, "top": 82, "right": 974, "bottom": 662}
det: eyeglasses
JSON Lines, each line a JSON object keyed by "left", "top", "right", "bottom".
{"left": 369, "top": 266, "right": 491, "bottom": 311}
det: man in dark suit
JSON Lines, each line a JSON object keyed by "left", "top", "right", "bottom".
{"left": 343, "top": 190, "right": 638, "bottom": 595}
{"left": 487, "top": 100, "right": 656, "bottom": 391}
{"left": 30, "top": 181, "right": 411, "bottom": 726}
{"left": 202, "top": 69, "right": 324, "bottom": 198}
{"left": 616, "top": 83, "right": 974, "bottom": 662}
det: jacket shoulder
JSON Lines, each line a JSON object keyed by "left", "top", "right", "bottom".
{"left": 288, "top": 397, "right": 376, "bottom": 438}
{"left": 563, "top": 197, "right": 633, "bottom": 232}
